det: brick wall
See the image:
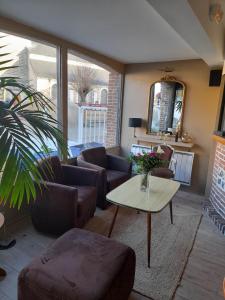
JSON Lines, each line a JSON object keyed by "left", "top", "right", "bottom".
{"left": 105, "top": 72, "right": 121, "bottom": 147}
{"left": 209, "top": 142, "right": 225, "bottom": 220}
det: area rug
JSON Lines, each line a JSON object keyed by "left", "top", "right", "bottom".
{"left": 85, "top": 191, "right": 203, "bottom": 300}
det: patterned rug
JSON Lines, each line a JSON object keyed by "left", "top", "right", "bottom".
{"left": 203, "top": 199, "right": 225, "bottom": 236}
{"left": 85, "top": 191, "right": 203, "bottom": 300}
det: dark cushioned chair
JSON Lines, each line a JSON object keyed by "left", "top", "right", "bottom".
{"left": 18, "top": 228, "right": 136, "bottom": 300}
{"left": 77, "top": 147, "right": 132, "bottom": 209}
{"left": 31, "top": 156, "right": 99, "bottom": 235}
{"left": 151, "top": 145, "right": 174, "bottom": 179}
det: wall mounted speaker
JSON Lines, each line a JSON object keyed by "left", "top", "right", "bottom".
{"left": 209, "top": 69, "right": 222, "bottom": 86}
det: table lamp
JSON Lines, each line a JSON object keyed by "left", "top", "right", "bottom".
{"left": 128, "top": 118, "right": 142, "bottom": 138}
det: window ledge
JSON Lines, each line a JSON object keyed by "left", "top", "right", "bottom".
{"left": 212, "top": 134, "right": 225, "bottom": 145}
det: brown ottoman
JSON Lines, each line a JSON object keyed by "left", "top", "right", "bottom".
{"left": 18, "top": 228, "right": 136, "bottom": 300}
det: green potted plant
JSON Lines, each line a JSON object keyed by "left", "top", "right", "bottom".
{"left": 0, "top": 46, "right": 67, "bottom": 209}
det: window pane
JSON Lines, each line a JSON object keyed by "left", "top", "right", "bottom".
{"left": 67, "top": 52, "right": 121, "bottom": 157}
{"left": 0, "top": 32, "right": 59, "bottom": 157}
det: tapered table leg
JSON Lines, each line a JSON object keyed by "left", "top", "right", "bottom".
{"left": 147, "top": 212, "right": 151, "bottom": 268}
{"left": 169, "top": 201, "right": 173, "bottom": 224}
{"left": 108, "top": 205, "right": 119, "bottom": 238}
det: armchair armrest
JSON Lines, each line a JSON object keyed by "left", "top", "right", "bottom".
{"left": 37, "top": 181, "right": 78, "bottom": 210}
{"left": 77, "top": 158, "right": 105, "bottom": 173}
{"left": 32, "top": 181, "right": 78, "bottom": 234}
{"left": 107, "top": 154, "right": 132, "bottom": 174}
{"left": 77, "top": 157, "right": 107, "bottom": 209}
{"left": 62, "top": 164, "right": 99, "bottom": 186}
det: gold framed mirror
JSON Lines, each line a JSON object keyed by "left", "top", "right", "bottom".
{"left": 147, "top": 77, "right": 185, "bottom": 134}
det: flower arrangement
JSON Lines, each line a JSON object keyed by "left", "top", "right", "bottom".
{"left": 129, "top": 146, "right": 167, "bottom": 173}
{"left": 129, "top": 147, "right": 167, "bottom": 191}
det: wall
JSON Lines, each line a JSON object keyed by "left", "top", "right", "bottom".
{"left": 121, "top": 59, "right": 220, "bottom": 194}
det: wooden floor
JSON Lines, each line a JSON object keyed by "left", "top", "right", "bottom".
{"left": 0, "top": 195, "right": 225, "bottom": 300}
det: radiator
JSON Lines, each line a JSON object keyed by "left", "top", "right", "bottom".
{"left": 170, "top": 150, "right": 194, "bottom": 185}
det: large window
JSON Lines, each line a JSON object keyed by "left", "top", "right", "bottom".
{"left": 67, "top": 52, "right": 122, "bottom": 157}
{"left": 0, "top": 31, "right": 122, "bottom": 159}
{"left": 0, "top": 32, "right": 59, "bottom": 156}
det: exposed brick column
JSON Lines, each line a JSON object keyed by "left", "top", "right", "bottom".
{"left": 105, "top": 72, "right": 121, "bottom": 147}
{"left": 209, "top": 142, "right": 225, "bottom": 220}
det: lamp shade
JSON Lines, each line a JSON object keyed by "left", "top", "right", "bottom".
{"left": 128, "top": 118, "right": 142, "bottom": 128}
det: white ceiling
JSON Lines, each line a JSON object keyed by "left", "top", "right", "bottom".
{"left": 0, "top": 0, "right": 223, "bottom": 65}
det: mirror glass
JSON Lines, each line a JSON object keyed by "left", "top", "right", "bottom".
{"left": 147, "top": 80, "right": 185, "bottom": 133}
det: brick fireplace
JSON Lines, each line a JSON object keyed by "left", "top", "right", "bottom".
{"left": 204, "top": 138, "right": 225, "bottom": 235}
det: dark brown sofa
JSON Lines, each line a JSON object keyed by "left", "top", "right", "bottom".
{"left": 18, "top": 228, "right": 136, "bottom": 300}
{"left": 77, "top": 147, "right": 132, "bottom": 209}
{"left": 31, "top": 156, "right": 99, "bottom": 235}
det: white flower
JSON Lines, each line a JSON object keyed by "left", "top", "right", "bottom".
{"left": 156, "top": 146, "right": 165, "bottom": 154}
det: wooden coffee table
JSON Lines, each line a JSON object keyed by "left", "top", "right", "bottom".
{"left": 106, "top": 175, "right": 180, "bottom": 268}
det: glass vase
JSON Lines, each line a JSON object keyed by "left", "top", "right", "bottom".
{"left": 140, "top": 172, "right": 149, "bottom": 192}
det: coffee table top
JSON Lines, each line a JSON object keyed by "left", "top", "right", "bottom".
{"left": 106, "top": 175, "right": 180, "bottom": 213}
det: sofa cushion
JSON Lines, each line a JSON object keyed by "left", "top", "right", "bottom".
{"left": 106, "top": 169, "right": 129, "bottom": 191}
{"left": 18, "top": 228, "right": 136, "bottom": 300}
{"left": 81, "top": 147, "right": 107, "bottom": 168}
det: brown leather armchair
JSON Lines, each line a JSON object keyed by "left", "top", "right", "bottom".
{"left": 31, "top": 156, "right": 99, "bottom": 235}
{"left": 77, "top": 147, "right": 132, "bottom": 209}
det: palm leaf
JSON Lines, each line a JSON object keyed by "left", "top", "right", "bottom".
{"left": 0, "top": 45, "right": 68, "bottom": 208}
{"left": 0, "top": 53, "right": 11, "bottom": 57}
{"left": 0, "top": 59, "right": 14, "bottom": 66}
{"left": 0, "top": 66, "right": 17, "bottom": 72}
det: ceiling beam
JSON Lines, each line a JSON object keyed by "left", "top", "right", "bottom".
{"left": 146, "top": 0, "right": 224, "bottom": 67}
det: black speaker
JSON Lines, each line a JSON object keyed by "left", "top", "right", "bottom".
{"left": 209, "top": 69, "right": 222, "bottom": 86}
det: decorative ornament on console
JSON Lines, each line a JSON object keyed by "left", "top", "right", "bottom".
{"left": 181, "top": 132, "right": 193, "bottom": 144}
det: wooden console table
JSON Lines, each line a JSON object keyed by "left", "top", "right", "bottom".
{"left": 137, "top": 136, "right": 194, "bottom": 151}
